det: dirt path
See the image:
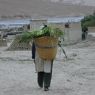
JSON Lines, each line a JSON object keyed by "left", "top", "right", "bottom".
{"left": 0, "top": 34, "right": 95, "bottom": 95}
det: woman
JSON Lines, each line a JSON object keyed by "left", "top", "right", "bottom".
{"left": 32, "top": 41, "right": 53, "bottom": 91}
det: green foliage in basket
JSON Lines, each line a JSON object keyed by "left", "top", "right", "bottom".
{"left": 20, "top": 25, "right": 64, "bottom": 42}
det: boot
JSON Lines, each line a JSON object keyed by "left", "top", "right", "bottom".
{"left": 44, "top": 73, "right": 52, "bottom": 91}
{"left": 44, "top": 86, "right": 49, "bottom": 91}
{"left": 37, "top": 72, "right": 44, "bottom": 88}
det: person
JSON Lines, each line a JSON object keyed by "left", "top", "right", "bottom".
{"left": 31, "top": 25, "right": 54, "bottom": 91}
{"left": 82, "top": 26, "right": 88, "bottom": 40}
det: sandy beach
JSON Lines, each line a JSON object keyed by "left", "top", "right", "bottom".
{"left": 0, "top": 33, "right": 95, "bottom": 95}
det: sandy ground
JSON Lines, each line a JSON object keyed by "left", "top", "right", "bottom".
{"left": 0, "top": 33, "right": 95, "bottom": 95}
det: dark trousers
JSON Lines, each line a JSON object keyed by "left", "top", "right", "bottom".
{"left": 37, "top": 62, "right": 53, "bottom": 88}
{"left": 82, "top": 33, "right": 85, "bottom": 40}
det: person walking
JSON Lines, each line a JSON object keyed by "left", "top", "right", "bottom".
{"left": 31, "top": 24, "right": 54, "bottom": 91}
{"left": 82, "top": 26, "right": 88, "bottom": 40}
{"left": 31, "top": 41, "right": 53, "bottom": 91}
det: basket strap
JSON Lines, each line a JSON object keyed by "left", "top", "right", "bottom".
{"left": 35, "top": 43, "right": 57, "bottom": 48}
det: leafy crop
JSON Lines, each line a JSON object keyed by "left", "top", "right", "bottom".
{"left": 20, "top": 25, "right": 64, "bottom": 42}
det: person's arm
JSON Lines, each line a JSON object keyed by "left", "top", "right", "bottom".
{"left": 31, "top": 42, "right": 36, "bottom": 59}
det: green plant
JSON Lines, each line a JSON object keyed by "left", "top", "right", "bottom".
{"left": 20, "top": 25, "right": 64, "bottom": 42}
{"left": 81, "top": 15, "right": 95, "bottom": 28}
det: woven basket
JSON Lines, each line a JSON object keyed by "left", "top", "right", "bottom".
{"left": 34, "top": 36, "right": 58, "bottom": 60}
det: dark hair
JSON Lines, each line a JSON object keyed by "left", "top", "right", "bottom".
{"left": 65, "top": 23, "right": 69, "bottom": 28}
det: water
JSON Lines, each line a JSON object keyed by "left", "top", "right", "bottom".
{"left": 0, "top": 19, "right": 31, "bottom": 29}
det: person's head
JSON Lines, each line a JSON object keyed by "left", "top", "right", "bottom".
{"left": 44, "top": 24, "right": 47, "bottom": 27}
{"left": 42, "top": 23, "right": 47, "bottom": 27}
{"left": 65, "top": 23, "right": 69, "bottom": 28}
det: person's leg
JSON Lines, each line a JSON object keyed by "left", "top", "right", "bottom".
{"left": 44, "top": 72, "right": 51, "bottom": 91}
{"left": 82, "top": 33, "right": 85, "bottom": 40}
{"left": 35, "top": 57, "right": 44, "bottom": 88}
{"left": 50, "top": 60, "right": 53, "bottom": 79}
{"left": 37, "top": 72, "right": 44, "bottom": 88}
{"left": 44, "top": 60, "right": 53, "bottom": 91}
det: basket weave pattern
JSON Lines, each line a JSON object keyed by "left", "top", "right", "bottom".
{"left": 34, "top": 36, "right": 58, "bottom": 60}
